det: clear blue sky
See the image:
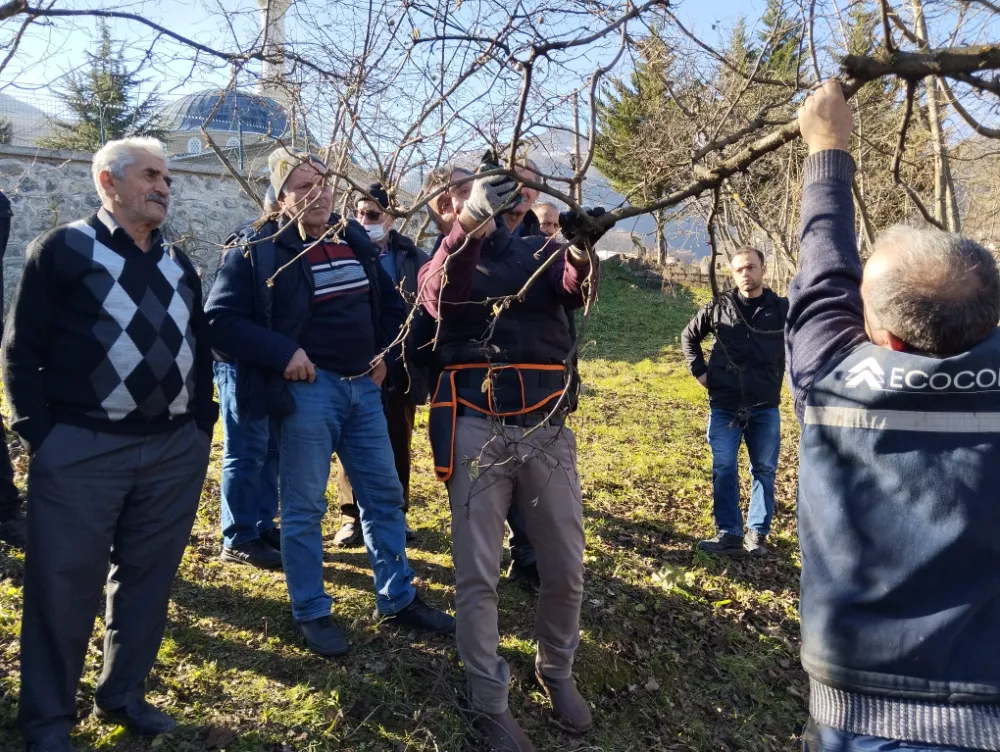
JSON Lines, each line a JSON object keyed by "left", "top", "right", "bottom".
{"left": 1, "top": 0, "right": 767, "bottom": 98}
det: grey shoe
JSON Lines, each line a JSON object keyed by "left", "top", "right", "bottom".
{"left": 333, "top": 520, "right": 362, "bottom": 547}
{"left": 535, "top": 670, "right": 593, "bottom": 733}
{"left": 472, "top": 708, "right": 535, "bottom": 752}
{"left": 745, "top": 530, "right": 768, "bottom": 557}
{"left": 696, "top": 532, "right": 746, "bottom": 557}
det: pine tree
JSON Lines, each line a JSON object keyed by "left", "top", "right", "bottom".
{"left": 757, "top": 0, "right": 803, "bottom": 83}
{"left": 594, "top": 29, "right": 697, "bottom": 263}
{"left": 0, "top": 118, "right": 12, "bottom": 145}
{"left": 38, "top": 21, "right": 166, "bottom": 151}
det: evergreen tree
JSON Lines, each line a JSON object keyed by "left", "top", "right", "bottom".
{"left": 0, "top": 118, "right": 12, "bottom": 145}
{"left": 757, "top": 0, "right": 803, "bottom": 83}
{"left": 594, "top": 29, "right": 698, "bottom": 263}
{"left": 39, "top": 21, "right": 166, "bottom": 151}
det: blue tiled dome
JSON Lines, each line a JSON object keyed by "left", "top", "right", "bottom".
{"left": 160, "top": 89, "right": 288, "bottom": 136}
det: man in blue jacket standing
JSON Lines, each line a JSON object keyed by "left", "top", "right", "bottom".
{"left": 790, "top": 81, "right": 1000, "bottom": 751}
{"left": 206, "top": 147, "right": 455, "bottom": 658}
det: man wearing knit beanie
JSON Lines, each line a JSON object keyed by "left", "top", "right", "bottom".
{"left": 206, "top": 148, "right": 455, "bottom": 658}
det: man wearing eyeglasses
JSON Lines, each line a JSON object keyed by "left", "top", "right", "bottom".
{"left": 206, "top": 149, "right": 455, "bottom": 658}
{"left": 333, "top": 183, "right": 431, "bottom": 548}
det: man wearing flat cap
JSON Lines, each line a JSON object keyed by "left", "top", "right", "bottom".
{"left": 206, "top": 148, "right": 455, "bottom": 657}
{"left": 333, "top": 183, "right": 432, "bottom": 547}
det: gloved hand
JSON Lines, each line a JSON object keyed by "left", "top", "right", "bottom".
{"left": 462, "top": 150, "right": 522, "bottom": 224}
{"left": 559, "top": 207, "right": 615, "bottom": 262}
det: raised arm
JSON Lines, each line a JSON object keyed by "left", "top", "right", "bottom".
{"left": 786, "top": 81, "right": 868, "bottom": 422}
{"left": 419, "top": 153, "right": 518, "bottom": 319}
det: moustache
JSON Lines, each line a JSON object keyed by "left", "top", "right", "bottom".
{"left": 145, "top": 193, "right": 168, "bottom": 207}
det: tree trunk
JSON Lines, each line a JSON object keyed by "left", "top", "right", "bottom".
{"left": 654, "top": 208, "right": 667, "bottom": 266}
{"left": 910, "top": 0, "right": 961, "bottom": 232}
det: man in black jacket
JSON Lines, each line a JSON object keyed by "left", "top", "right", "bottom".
{"left": 681, "top": 248, "right": 788, "bottom": 557}
{"left": 334, "top": 183, "right": 431, "bottom": 547}
{"left": 3, "top": 137, "right": 218, "bottom": 750}
{"left": 206, "top": 148, "right": 454, "bottom": 659}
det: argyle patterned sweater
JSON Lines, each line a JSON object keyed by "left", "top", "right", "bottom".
{"left": 1, "top": 211, "right": 218, "bottom": 453}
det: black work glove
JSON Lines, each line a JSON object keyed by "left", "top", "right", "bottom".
{"left": 559, "top": 207, "right": 615, "bottom": 262}
{"left": 462, "top": 150, "right": 523, "bottom": 223}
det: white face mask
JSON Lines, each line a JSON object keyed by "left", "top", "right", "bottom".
{"left": 363, "top": 223, "right": 386, "bottom": 242}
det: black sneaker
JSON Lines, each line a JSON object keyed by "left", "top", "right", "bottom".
{"left": 0, "top": 513, "right": 25, "bottom": 550}
{"left": 373, "top": 593, "right": 456, "bottom": 635}
{"left": 93, "top": 698, "right": 176, "bottom": 737}
{"left": 696, "top": 532, "right": 746, "bottom": 557}
{"left": 259, "top": 527, "right": 281, "bottom": 551}
{"left": 507, "top": 560, "right": 541, "bottom": 592}
{"left": 295, "top": 615, "right": 349, "bottom": 657}
{"left": 26, "top": 735, "right": 77, "bottom": 752}
{"left": 220, "top": 538, "right": 283, "bottom": 570}
{"left": 745, "top": 530, "right": 768, "bottom": 557}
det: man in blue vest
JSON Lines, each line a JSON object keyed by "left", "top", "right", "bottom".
{"left": 206, "top": 147, "right": 455, "bottom": 658}
{"left": 789, "top": 80, "right": 1000, "bottom": 752}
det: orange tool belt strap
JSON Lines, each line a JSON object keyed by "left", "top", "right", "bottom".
{"left": 428, "top": 363, "right": 568, "bottom": 482}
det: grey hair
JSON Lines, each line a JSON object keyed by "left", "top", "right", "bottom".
{"left": 92, "top": 137, "right": 167, "bottom": 203}
{"left": 422, "top": 164, "right": 472, "bottom": 195}
{"left": 515, "top": 156, "right": 538, "bottom": 177}
{"left": 865, "top": 224, "right": 1000, "bottom": 355}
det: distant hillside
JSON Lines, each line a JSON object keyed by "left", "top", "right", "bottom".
{"left": 528, "top": 129, "right": 711, "bottom": 258}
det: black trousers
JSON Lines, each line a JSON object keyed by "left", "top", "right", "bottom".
{"left": 0, "top": 425, "right": 19, "bottom": 521}
{"left": 18, "top": 421, "right": 210, "bottom": 744}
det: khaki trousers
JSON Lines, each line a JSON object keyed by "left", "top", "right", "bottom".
{"left": 447, "top": 416, "right": 585, "bottom": 713}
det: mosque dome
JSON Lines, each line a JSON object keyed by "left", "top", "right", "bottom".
{"left": 160, "top": 89, "right": 288, "bottom": 137}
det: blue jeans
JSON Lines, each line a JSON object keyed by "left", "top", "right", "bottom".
{"left": 707, "top": 407, "right": 780, "bottom": 537}
{"left": 215, "top": 362, "right": 279, "bottom": 548}
{"left": 277, "top": 369, "right": 415, "bottom": 622}
{"left": 802, "top": 719, "right": 976, "bottom": 751}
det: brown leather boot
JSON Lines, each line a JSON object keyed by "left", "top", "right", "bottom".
{"left": 472, "top": 708, "right": 535, "bottom": 752}
{"left": 535, "top": 670, "right": 593, "bottom": 733}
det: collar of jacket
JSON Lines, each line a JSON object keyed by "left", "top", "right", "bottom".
{"left": 272, "top": 213, "right": 379, "bottom": 260}
{"left": 483, "top": 222, "right": 514, "bottom": 257}
{"left": 727, "top": 286, "right": 777, "bottom": 307}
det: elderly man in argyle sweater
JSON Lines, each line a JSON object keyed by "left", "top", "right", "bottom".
{"left": 3, "top": 137, "right": 218, "bottom": 752}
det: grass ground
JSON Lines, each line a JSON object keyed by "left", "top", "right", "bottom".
{"left": 0, "top": 262, "right": 806, "bottom": 751}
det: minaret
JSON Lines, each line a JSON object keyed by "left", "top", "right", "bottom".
{"left": 257, "top": 0, "right": 292, "bottom": 106}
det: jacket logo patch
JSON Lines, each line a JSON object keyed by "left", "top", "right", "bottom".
{"left": 845, "top": 358, "right": 885, "bottom": 389}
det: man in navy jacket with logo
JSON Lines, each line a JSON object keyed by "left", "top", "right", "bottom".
{"left": 789, "top": 81, "right": 1000, "bottom": 751}
{"left": 205, "top": 147, "right": 454, "bottom": 658}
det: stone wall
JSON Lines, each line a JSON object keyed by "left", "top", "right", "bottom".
{"left": 613, "top": 255, "right": 730, "bottom": 291}
{"left": 0, "top": 144, "right": 263, "bottom": 303}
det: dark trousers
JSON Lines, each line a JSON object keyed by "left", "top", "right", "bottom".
{"left": 338, "top": 388, "right": 417, "bottom": 519}
{"left": 0, "top": 424, "right": 19, "bottom": 522}
{"left": 18, "top": 421, "right": 210, "bottom": 744}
